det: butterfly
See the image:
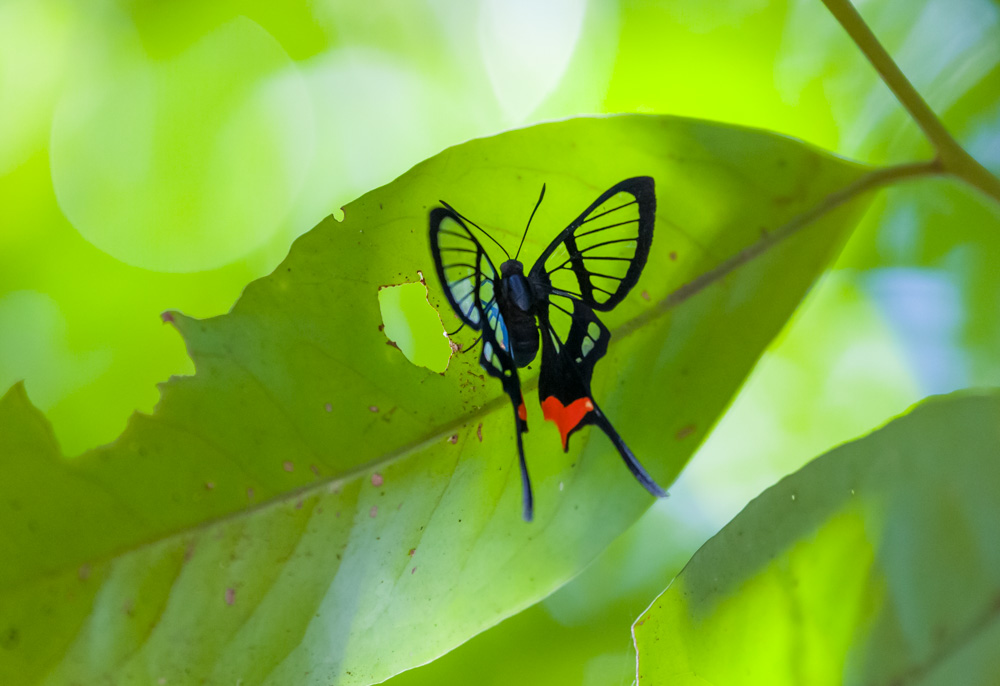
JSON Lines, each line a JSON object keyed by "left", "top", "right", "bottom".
{"left": 429, "top": 177, "right": 667, "bottom": 521}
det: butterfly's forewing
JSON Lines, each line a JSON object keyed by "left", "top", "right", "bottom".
{"left": 430, "top": 208, "right": 496, "bottom": 331}
{"left": 529, "top": 176, "right": 655, "bottom": 311}
{"left": 429, "top": 207, "right": 535, "bottom": 520}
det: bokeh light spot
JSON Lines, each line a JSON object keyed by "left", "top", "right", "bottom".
{"left": 49, "top": 17, "right": 314, "bottom": 273}
{"left": 478, "top": 0, "right": 586, "bottom": 124}
{"left": 0, "top": 290, "right": 110, "bottom": 412}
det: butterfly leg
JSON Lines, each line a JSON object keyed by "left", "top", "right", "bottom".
{"left": 591, "top": 407, "right": 668, "bottom": 498}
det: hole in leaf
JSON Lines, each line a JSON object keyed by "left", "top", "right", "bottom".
{"left": 378, "top": 272, "right": 452, "bottom": 373}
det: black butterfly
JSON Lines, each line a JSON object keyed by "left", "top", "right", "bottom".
{"left": 429, "top": 177, "right": 667, "bottom": 521}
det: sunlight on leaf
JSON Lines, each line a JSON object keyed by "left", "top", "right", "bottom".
{"left": 634, "top": 391, "right": 1000, "bottom": 685}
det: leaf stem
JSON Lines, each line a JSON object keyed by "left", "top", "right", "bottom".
{"left": 819, "top": 0, "right": 1000, "bottom": 204}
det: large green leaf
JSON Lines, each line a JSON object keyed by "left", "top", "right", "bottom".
{"left": 1, "top": 115, "right": 872, "bottom": 685}
{"left": 634, "top": 391, "right": 1000, "bottom": 685}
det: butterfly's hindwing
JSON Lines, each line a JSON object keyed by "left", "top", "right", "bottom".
{"left": 534, "top": 293, "right": 666, "bottom": 497}
{"left": 529, "top": 176, "right": 655, "bottom": 311}
{"left": 534, "top": 296, "right": 608, "bottom": 448}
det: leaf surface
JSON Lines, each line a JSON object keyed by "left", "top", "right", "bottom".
{"left": 1, "top": 115, "right": 872, "bottom": 685}
{"left": 634, "top": 391, "right": 1000, "bottom": 685}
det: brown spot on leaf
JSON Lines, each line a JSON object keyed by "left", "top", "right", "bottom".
{"left": 371, "top": 473, "right": 384, "bottom": 487}
{"left": 283, "top": 461, "right": 294, "bottom": 472}
{"left": 369, "top": 505, "right": 378, "bottom": 518}
{"left": 205, "top": 481, "right": 215, "bottom": 490}
{"left": 1, "top": 627, "right": 19, "bottom": 650}
{"left": 310, "top": 464, "right": 321, "bottom": 477}
{"left": 160, "top": 311, "right": 175, "bottom": 323}
{"left": 247, "top": 487, "right": 255, "bottom": 500}
{"left": 448, "top": 434, "right": 458, "bottom": 444}
{"left": 324, "top": 403, "right": 333, "bottom": 412}
{"left": 641, "top": 290, "right": 651, "bottom": 301}
{"left": 675, "top": 424, "right": 696, "bottom": 440}
{"left": 225, "top": 588, "right": 235, "bottom": 606}
{"left": 369, "top": 405, "right": 379, "bottom": 413}
{"left": 477, "top": 423, "right": 483, "bottom": 442}
{"left": 411, "top": 567, "right": 417, "bottom": 574}
{"left": 408, "top": 548, "right": 416, "bottom": 556}
{"left": 669, "top": 251, "right": 677, "bottom": 261}
{"left": 78, "top": 564, "right": 91, "bottom": 581}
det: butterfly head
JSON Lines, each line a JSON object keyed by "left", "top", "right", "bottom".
{"left": 499, "top": 259, "right": 525, "bottom": 277}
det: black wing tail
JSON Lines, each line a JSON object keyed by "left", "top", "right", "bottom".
{"left": 591, "top": 406, "right": 668, "bottom": 499}
{"left": 511, "top": 399, "right": 534, "bottom": 521}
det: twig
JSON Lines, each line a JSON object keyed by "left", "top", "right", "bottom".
{"left": 819, "top": 0, "right": 1000, "bottom": 204}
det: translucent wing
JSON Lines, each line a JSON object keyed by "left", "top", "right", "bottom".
{"left": 429, "top": 205, "right": 535, "bottom": 520}
{"left": 429, "top": 207, "right": 503, "bottom": 339}
{"left": 528, "top": 176, "right": 655, "bottom": 311}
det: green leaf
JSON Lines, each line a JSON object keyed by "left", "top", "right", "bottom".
{"left": 1, "top": 115, "right": 872, "bottom": 685}
{"left": 634, "top": 391, "right": 1000, "bottom": 685}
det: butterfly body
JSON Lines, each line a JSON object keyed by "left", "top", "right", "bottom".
{"left": 429, "top": 177, "right": 668, "bottom": 520}
{"left": 496, "top": 260, "right": 540, "bottom": 367}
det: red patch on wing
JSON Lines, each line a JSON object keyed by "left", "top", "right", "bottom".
{"left": 541, "top": 396, "right": 594, "bottom": 450}
{"left": 517, "top": 399, "right": 527, "bottom": 421}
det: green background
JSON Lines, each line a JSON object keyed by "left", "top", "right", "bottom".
{"left": 2, "top": 0, "right": 999, "bottom": 683}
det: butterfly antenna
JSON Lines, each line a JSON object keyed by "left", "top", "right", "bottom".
{"left": 440, "top": 200, "right": 510, "bottom": 260}
{"left": 514, "top": 183, "right": 546, "bottom": 262}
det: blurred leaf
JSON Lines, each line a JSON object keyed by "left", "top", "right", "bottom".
{"left": 1, "top": 115, "right": 872, "bottom": 685}
{"left": 634, "top": 391, "right": 1000, "bottom": 686}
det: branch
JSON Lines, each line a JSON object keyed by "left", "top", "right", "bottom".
{"left": 819, "top": 0, "right": 1000, "bottom": 204}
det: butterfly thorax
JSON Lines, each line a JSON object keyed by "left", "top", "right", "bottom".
{"left": 498, "top": 259, "right": 540, "bottom": 368}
